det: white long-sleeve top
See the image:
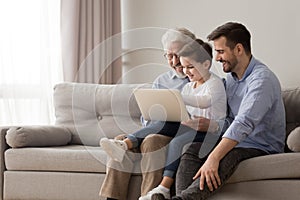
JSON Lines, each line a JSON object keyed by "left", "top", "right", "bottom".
{"left": 181, "top": 73, "right": 227, "bottom": 120}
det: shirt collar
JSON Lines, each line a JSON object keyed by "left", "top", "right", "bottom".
{"left": 170, "top": 70, "right": 177, "bottom": 79}
{"left": 231, "top": 56, "right": 256, "bottom": 82}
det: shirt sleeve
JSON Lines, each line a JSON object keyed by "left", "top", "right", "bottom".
{"left": 152, "top": 77, "right": 160, "bottom": 89}
{"left": 140, "top": 116, "right": 149, "bottom": 127}
{"left": 223, "top": 72, "right": 275, "bottom": 142}
{"left": 182, "top": 76, "right": 225, "bottom": 110}
{"left": 182, "top": 94, "right": 211, "bottom": 108}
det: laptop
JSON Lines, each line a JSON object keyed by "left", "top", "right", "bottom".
{"left": 133, "top": 89, "right": 190, "bottom": 122}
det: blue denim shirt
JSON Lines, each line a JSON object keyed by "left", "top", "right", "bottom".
{"left": 152, "top": 70, "right": 189, "bottom": 90}
{"left": 223, "top": 56, "right": 286, "bottom": 154}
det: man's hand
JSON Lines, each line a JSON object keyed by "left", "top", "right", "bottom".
{"left": 193, "top": 138, "right": 238, "bottom": 191}
{"left": 193, "top": 155, "right": 221, "bottom": 191}
{"left": 182, "top": 116, "right": 219, "bottom": 132}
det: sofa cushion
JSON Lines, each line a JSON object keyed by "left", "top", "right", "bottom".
{"left": 282, "top": 87, "right": 300, "bottom": 134}
{"left": 53, "top": 83, "right": 150, "bottom": 146}
{"left": 5, "top": 145, "right": 108, "bottom": 173}
{"left": 287, "top": 127, "right": 300, "bottom": 152}
{"left": 5, "top": 145, "right": 142, "bottom": 174}
{"left": 5, "top": 126, "right": 72, "bottom": 148}
{"left": 227, "top": 152, "right": 300, "bottom": 183}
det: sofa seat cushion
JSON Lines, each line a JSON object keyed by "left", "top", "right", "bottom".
{"left": 5, "top": 145, "right": 110, "bottom": 173}
{"left": 228, "top": 152, "right": 300, "bottom": 183}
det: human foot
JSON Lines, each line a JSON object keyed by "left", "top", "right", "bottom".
{"left": 139, "top": 186, "right": 170, "bottom": 200}
{"left": 100, "top": 138, "right": 128, "bottom": 162}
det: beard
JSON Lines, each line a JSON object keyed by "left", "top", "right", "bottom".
{"left": 220, "top": 56, "right": 238, "bottom": 73}
{"left": 172, "top": 64, "right": 187, "bottom": 78}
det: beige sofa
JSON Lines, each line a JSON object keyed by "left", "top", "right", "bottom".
{"left": 1, "top": 82, "right": 300, "bottom": 200}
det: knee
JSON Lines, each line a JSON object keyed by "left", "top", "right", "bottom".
{"left": 140, "top": 134, "right": 171, "bottom": 153}
{"left": 168, "top": 137, "right": 183, "bottom": 149}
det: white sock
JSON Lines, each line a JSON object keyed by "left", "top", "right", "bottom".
{"left": 158, "top": 184, "right": 170, "bottom": 193}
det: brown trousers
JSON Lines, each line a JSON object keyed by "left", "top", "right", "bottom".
{"left": 99, "top": 134, "right": 172, "bottom": 200}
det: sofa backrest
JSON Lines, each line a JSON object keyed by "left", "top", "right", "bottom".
{"left": 53, "top": 82, "right": 150, "bottom": 146}
{"left": 53, "top": 83, "right": 299, "bottom": 149}
{"left": 282, "top": 87, "right": 300, "bottom": 137}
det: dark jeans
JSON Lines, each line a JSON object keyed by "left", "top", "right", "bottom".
{"left": 127, "top": 121, "right": 208, "bottom": 178}
{"left": 176, "top": 142, "right": 267, "bottom": 200}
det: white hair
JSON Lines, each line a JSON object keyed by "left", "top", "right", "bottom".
{"left": 161, "top": 28, "right": 196, "bottom": 50}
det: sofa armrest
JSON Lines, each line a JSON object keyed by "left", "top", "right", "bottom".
{"left": 0, "top": 126, "right": 11, "bottom": 161}
{"left": 0, "top": 126, "right": 12, "bottom": 200}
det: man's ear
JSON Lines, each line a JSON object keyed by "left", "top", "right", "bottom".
{"left": 235, "top": 43, "right": 244, "bottom": 55}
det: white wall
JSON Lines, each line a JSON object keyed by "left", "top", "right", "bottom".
{"left": 120, "top": 0, "right": 300, "bottom": 88}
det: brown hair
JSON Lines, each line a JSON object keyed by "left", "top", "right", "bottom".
{"left": 178, "top": 38, "right": 212, "bottom": 64}
{"left": 207, "top": 22, "right": 251, "bottom": 54}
